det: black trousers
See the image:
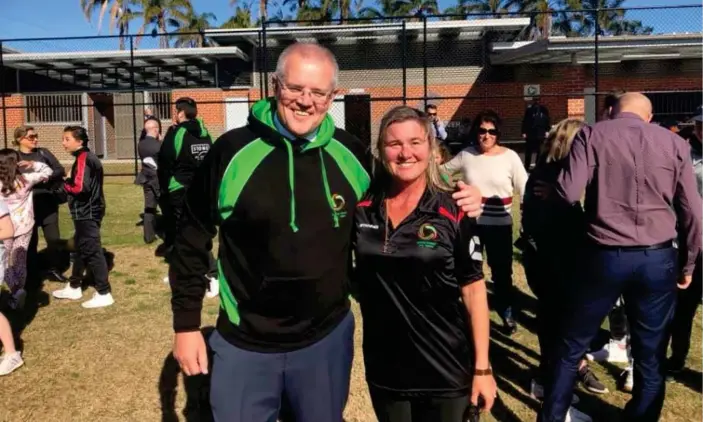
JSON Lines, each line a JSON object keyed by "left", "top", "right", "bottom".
{"left": 370, "top": 389, "right": 469, "bottom": 422}
{"left": 142, "top": 176, "right": 160, "bottom": 244}
{"left": 161, "top": 189, "right": 216, "bottom": 277}
{"left": 69, "top": 219, "right": 111, "bottom": 295}
{"left": 668, "top": 252, "right": 703, "bottom": 367}
{"left": 27, "top": 206, "right": 61, "bottom": 282}
{"left": 524, "top": 137, "right": 543, "bottom": 170}
{"left": 477, "top": 224, "right": 515, "bottom": 318}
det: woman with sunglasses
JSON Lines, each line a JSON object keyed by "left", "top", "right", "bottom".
{"left": 443, "top": 110, "right": 528, "bottom": 335}
{"left": 353, "top": 106, "right": 496, "bottom": 422}
{"left": 13, "top": 126, "right": 66, "bottom": 286}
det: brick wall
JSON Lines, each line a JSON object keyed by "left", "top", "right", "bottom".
{"left": 171, "top": 88, "right": 251, "bottom": 140}
{"left": 0, "top": 94, "right": 24, "bottom": 147}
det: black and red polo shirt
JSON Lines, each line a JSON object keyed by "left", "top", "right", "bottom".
{"left": 352, "top": 188, "right": 485, "bottom": 398}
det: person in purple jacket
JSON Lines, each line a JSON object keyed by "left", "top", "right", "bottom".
{"left": 538, "top": 92, "right": 703, "bottom": 422}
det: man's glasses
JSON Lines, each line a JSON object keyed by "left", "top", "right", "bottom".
{"left": 478, "top": 128, "right": 499, "bottom": 136}
{"left": 277, "top": 80, "right": 333, "bottom": 104}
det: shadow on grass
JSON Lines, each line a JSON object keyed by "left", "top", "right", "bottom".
{"left": 669, "top": 368, "right": 703, "bottom": 393}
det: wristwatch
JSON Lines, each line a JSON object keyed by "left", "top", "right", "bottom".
{"left": 474, "top": 367, "right": 493, "bottom": 376}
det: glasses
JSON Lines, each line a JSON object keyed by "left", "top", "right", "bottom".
{"left": 26, "top": 134, "right": 38, "bottom": 140}
{"left": 277, "top": 80, "right": 333, "bottom": 104}
{"left": 478, "top": 128, "right": 499, "bottom": 136}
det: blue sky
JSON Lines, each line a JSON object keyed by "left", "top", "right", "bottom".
{"left": 0, "top": 0, "right": 699, "bottom": 51}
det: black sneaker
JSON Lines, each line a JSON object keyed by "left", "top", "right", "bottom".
{"left": 666, "top": 358, "right": 685, "bottom": 381}
{"left": 579, "top": 366, "right": 609, "bottom": 394}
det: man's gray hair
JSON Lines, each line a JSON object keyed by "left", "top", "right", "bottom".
{"left": 274, "top": 42, "right": 339, "bottom": 89}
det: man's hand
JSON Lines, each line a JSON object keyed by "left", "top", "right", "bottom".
{"left": 678, "top": 274, "right": 693, "bottom": 290}
{"left": 173, "top": 331, "right": 209, "bottom": 376}
{"left": 471, "top": 373, "right": 497, "bottom": 412}
{"left": 452, "top": 181, "right": 483, "bottom": 218}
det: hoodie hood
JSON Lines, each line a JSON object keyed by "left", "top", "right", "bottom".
{"left": 247, "top": 97, "right": 341, "bottom": 233}
{"left": 179, "top": 117, "right": 210, "bottom": 139}
{"left": 249, "top": 97, "right": 336, "bottom": 151}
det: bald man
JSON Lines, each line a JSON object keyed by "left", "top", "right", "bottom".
{"left": 538, "top": 92, "right": 702, "bottom": 422}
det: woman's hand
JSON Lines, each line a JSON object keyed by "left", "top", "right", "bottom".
{"left": 17, "top": 161, "right": 33, "bottom": 170}
{"left": 471, "top": 372, "right": 497, "bottom": 412}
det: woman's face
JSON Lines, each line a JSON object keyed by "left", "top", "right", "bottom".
{"left": 382, "top": 120, "right": 431, "bottom": 186}
{"left": 20, "top": 130, "right": 38, "bottom": 150}
{"left": 477, "top": 121, "right": 499, "bottom": 152}
{"left": 62, "top": 132, "right": 82, "bottom": 153}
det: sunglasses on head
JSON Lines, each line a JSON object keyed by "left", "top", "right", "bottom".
{"left": 478, "top": 128, "right": 499, "bottom": 136}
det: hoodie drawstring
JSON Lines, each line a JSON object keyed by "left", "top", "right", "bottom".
{"left": 283, "top": 140, "right": 299, "bottom": 233}
{"left": 319, "top": 149, "right": 340, "bottom": 229}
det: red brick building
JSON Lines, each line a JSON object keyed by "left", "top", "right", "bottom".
{"left": 1, "top": 20, "right": 701, "bottom": 163}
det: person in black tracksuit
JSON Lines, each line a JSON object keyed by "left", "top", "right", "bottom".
{"left": 136, "top": 117, "right": 162, "bottom": 244}
{"left": 157, "top": 97, "right": 217, "bottom": 286}
{"left": 521, "top": 97, "right": 551, "bottom": 171}
{"left": 51, "top": 126, "right": 113, "bottom": 309}
{"left": 13, "top": 126, "right": 67, "bottom": 285}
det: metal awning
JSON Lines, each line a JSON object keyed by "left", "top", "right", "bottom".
{"left": 206, "top": 18, "right": 531, "bottom": 46}
{"left": 2, "top": 46, "right": 249, "bottom": 90}
{"left": 490, "top": 33, "right": 703, "bottom": 65}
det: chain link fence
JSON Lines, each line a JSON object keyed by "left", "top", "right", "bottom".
{"left": 1, "top": 5, "right": 701, "bottom": 175}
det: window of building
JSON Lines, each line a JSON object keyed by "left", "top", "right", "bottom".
{"left": 25, "top": 94, "right": 83, "bottom": 123}
{"left": 146, "top": 91, "right": 172, "bottom": 120}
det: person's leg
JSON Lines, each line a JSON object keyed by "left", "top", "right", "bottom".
{"left": 522, "top": 246, "right": 550, "bottom": 386}
{"left": 26, "top": 224, "right": 40, "bottom": 287}
{"left": 622, "top": 247, "right": 678, "bottom": 422}
{"left": 76, "top": 220, "right": 111, "bottom": 296}
{"left": 540, "top": 248, "right": 627, "bottom": 422}
{"left": 52, "top": 221, "right": 84, "bottom": 300}
{"left": 209, "top": 329, "right": 284, "bottom": 422}
{"left": 0, "top": 312, "right": 22, "bottom": 376}
{"left": 483, "top": 224, "right": 515, "bottom": 330}
{"left": 143, "top": 181, "right": 159, "bottom": 244}
{"left": 8, "top": 232, "right": 32, "bottom": 309}
{"left": 284, "top": 310, "right": 355, "bottom": 422}
{"left": 41, "top": 210, "right": 62, "bottom": 275}
{"left": 413, "top": 396, "right": 468, "bottom": 422}
{"left": 4, "top": 237, "right": 17, "bottom": 293}
{"left": 369, "top": 389, "right": 411, "bottom": 422}
{"left": 668, "top": 252, "right": 703, "bottom": 371}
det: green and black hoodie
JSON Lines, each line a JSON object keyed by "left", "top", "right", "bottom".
{"left": 170, "top": 98, "right": 371, "bottom": 352}
{"left": 157, "top": 117, "right": 212, "bottom": 194}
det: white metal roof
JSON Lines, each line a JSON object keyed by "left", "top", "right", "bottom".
{"left": 206, "top": 18, "right": 531, "bottom": 46}
{"left": 490, "top": 33, "right": 703, "bottom": 65}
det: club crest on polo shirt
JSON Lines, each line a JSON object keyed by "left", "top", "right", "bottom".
{"left": 332, "top": 193, "right": 347, "bottom": 219}
{"left": 417, "top": 223, "right": 439, "bottom": 249}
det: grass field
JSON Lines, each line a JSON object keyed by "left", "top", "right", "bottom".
{"left": 0, "top": 177, "right": 700, "bottom": 422}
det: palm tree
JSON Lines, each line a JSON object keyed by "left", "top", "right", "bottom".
{"left": 115, "top": 4, "right": 143, "bottom": 49}
{"left": 443, "top": 0, "right": 517, "bottom": 17}
{"left": 518, "top": 0, "right": 583, "bottom": 38}
{"left": 136, "top": 0, "right": 193, "bottom": 48}
{"left": 231, "top": 0, "right": 268, "bottom": 24}
{"left": 175, "top": 11, "right": 217, "bottom": 47}
{"left": 359, "top": 0, "right": 437, "bottom": 18}
{"left": 80, "top": 0, "right": 124, "bottom": 33}
{"left": 577, "top": 0, "right": 652, "bottom": 36}
{"left": 221, "top": 1, "right": 256, "bottom": 28}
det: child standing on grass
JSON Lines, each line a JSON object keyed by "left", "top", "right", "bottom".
{"left": 51, "top": 126, "right": 114, "bottom": 309}
{"left": 0, "top": 149, "right": 53, "bottom": 310}
{"left": 0, "top": 198, "right": 24, "bottom": 375}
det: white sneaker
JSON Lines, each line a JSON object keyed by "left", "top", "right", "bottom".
{"left": 530, "top": 379, "right": 580, "bottom": 404}
{"left": 81, "top": 292, "right": 115, "bottom": 309}
{"left": 0, "top": 351, "right": 24, "bottom": 376}
{"left": 52, "top": 283, "right": 83, "bottom": 300}
{"left": 163, "top": 275, "right": 170, "bottom": 284}
{"left": 621, "top": 367, "right": 634, "bottom": 393}
{"left": 564, "top": 406, "right": 593, "bottom": 422}
{"left": 586, "top": 338, "right": 629, "bottom": 363}
{"left": 205, "top": 276, "right": 219, "bottom": 298}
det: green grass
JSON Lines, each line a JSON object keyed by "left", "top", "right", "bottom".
{"left": 0, "top": 177, "right": 699, "bottom": 422}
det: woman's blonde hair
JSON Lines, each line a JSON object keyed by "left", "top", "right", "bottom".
{"left": 370, "top": 106, "right": 452, "bottom": 197}
{"left": 542, "top": 118, "right": 586, "bottom": 163}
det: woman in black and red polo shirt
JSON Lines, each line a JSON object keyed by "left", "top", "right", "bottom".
{"left": 353, "top": 106, "right": 496, "bottom": 422}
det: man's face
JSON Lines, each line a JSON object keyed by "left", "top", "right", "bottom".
{"left": 274, "top": 54, "right": 336, "bottom": 138}
{"left": 144, "top": 120, "right": 160, "bottom": 138}
{"left": 174, "top": 110, "right": 186, "bottom": 124}
{"left": 426, "top": 107, "right": 438, "bottom": 122}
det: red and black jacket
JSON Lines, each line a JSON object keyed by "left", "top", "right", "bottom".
{"left": 64, "top": 147, "right": 105, "bottom": 221}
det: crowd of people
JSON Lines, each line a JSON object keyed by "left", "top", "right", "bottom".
{"left": 0, "top": 40, "right": 700, "bottom": 422}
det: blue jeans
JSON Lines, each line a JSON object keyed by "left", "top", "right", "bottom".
{"left": 539, "top": 246, "right": 677, "bottom": 422}
{"left": 209, "top": 310, "right": 355, "bottom": 422}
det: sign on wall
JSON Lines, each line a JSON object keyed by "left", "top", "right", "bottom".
{"left": 524, "top": 84, "right": 541, "bottom": 101}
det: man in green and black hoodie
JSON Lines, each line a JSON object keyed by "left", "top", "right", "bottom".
{"left": 158, "top": 98, "right": 218, "bottom": 296}
{"left": 169, "top": 43, "right": 484, "bottom": 422}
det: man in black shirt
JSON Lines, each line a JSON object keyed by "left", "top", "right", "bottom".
{"left": 136, "top": 117, "right": 162, "bottom": 244}
{"left": 521, "top": 97, "right": 551, "bottom": 170}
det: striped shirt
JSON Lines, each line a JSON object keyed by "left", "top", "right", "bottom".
{"left": 443, "top": 146, "right": 528, "bottom": 226}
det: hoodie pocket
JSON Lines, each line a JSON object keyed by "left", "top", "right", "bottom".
{"left": 253, "top": 275, "right": 324, "bottom": 319}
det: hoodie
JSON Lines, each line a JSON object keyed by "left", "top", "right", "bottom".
{"left": 169, "top": 97, "right": 371, "bottom": 352}
{"left": 157, "top": 118, "right": 212, "bottom": 194}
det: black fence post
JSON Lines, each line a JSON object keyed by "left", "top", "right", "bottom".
{"left": 401, "top": 20, "right": 407, "bottom": 105}
{"left": 129, "top": 36, "right": 138, "bottom": 177}
{"left": 0, "top": 41, "right": 7, "bottom": 148}
{"left": 422, "top": 15, "right": 428, "bottom": 108}
{"left": 262, "top": 19, "right": 269, "bottom": 99}
{"left": 258, "top": 30, "right": 265, "bottom": 100}
{"left": 594, "top": 7, "right": 600, "bottom": 119}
